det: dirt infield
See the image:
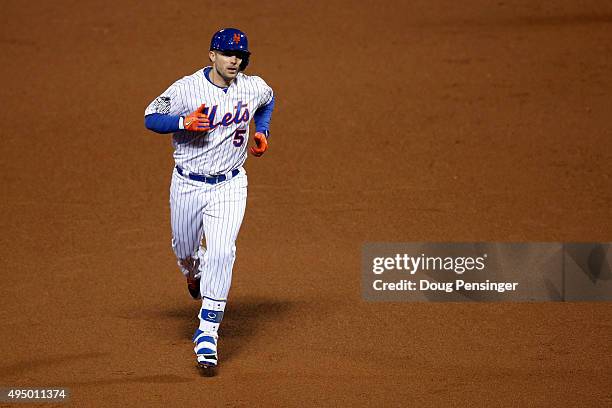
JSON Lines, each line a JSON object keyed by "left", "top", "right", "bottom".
{"left": 1, "top": 0, "right": 611, "bottom": 406}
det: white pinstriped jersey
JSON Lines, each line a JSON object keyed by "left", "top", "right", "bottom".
{"left": 145, "top": 67, "right": 274, "bottom": 175}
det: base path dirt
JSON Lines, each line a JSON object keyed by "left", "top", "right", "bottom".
{"left": 1, "top": 0, "right": 611, "bottom": 406}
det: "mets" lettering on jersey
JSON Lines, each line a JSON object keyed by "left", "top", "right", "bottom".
{"left": 204, "top": 101, "right": 250, "bottom": 130}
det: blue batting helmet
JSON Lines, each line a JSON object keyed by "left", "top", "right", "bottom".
{"left": 210, "top": 28, "right": 250, "bottom": 71}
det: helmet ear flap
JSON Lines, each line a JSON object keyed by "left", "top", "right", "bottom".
{"left": 239, "top": 55, "right": 250, "bottom": 71}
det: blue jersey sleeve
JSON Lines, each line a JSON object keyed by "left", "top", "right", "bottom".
{"left": 145, "top": 113, "right": 182, "bottom": 134}
{"left": 253, "top": 96, "right": 275, "bottom": 137}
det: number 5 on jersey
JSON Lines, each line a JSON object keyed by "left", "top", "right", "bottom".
{"left": 233, "top": 128, "right": 246, "bottom": 147}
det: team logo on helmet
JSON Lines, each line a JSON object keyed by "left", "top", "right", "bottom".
{"left": 233, "top": 33, "right": 241, "bottom": 44}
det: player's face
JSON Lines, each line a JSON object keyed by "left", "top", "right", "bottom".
{"left": 210, "top": 51, "right": 243, "bottom": 82}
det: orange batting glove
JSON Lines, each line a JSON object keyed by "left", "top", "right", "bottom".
{"left": 183, "top": 104, "right": 210, "bottom": 132}
{"left": 250, "top": 132, "right": 268, "bottom": 157}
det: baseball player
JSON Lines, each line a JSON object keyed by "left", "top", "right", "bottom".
{"left": 144, "top": 28, "right": 275, "bottom": 374}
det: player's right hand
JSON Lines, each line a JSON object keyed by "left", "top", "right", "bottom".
{"left": 184, "top": 104, "right": 210, "bottom": 132}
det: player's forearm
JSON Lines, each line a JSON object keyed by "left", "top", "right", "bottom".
{"left": 253, "top": 96, "right": 275, "bottom": 136}
{"left": 144, "top": 113, "right": 185, "bottom": 134}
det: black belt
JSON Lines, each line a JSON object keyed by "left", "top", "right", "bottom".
{"left": 176, "top": 166, "right": 240, "bottom": 184}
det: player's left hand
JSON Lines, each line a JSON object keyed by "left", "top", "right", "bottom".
{"left": 249, "top": 132, "right": 268, "bottom": 157}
